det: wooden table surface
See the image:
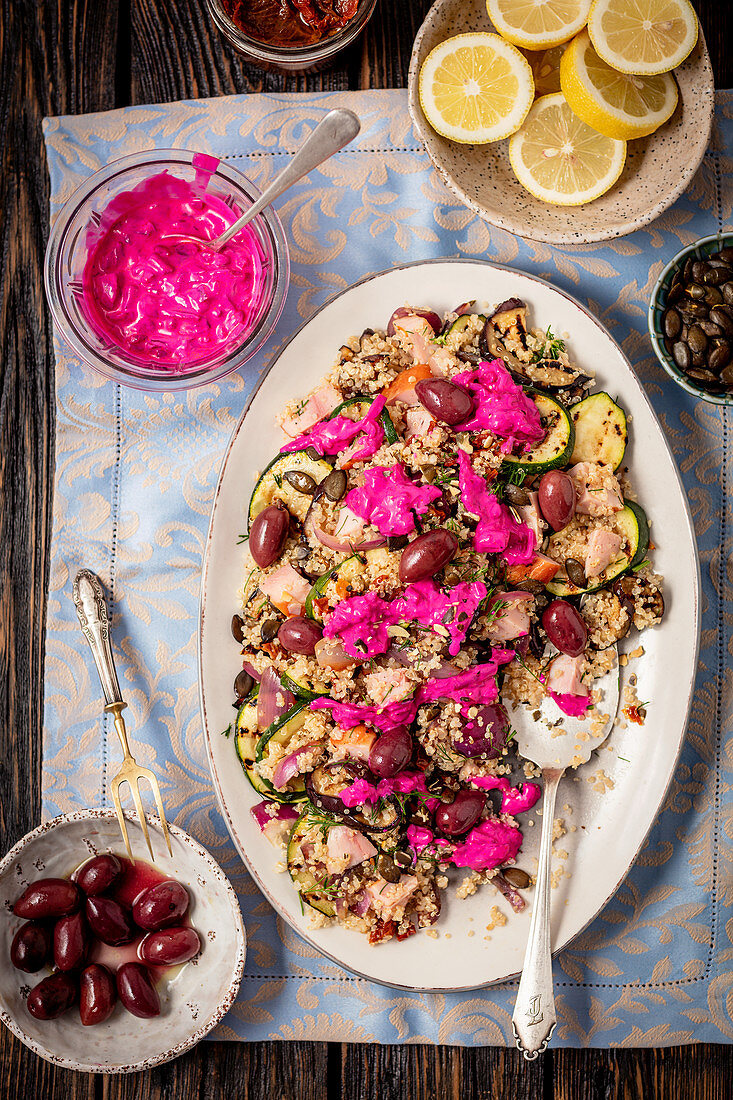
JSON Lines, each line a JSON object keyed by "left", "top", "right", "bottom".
{"left": 1, "top": 1, "right": 731, "bottom": 1097}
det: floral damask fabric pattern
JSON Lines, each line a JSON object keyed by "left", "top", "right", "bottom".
{"left": 42, "top": 90, "right": 732, "bottom": 1046}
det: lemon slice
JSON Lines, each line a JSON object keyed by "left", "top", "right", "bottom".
{"left": 487, "top": 0, "right": 591, "bottom": 50}
{"left": 560, "top": 29, "right": 678, "bottom": 139}
{"left": 587, "top": 0, "right": 698, "bottom": 76}
{"left": 418, "top": 33, "right": 535, "bottom": 144}
{"left": 524, "top": 45, "right": 565, "bottom": 97}
{"left": 509, "top": 91, "right": 626, "bottom": 205}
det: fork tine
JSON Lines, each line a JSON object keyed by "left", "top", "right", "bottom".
{"left": 111, "top": 782, "right": 134, "bottom": 863}
{"left": 128, "top": 779, "right": 155, "bottom": 862}
{"left": 146, "top": 775, "right": 173, "bottom": 857}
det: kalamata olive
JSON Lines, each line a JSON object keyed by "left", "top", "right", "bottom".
{"left": 692, "top": 260, "right": 708, "bottom": 282}
{"left": 249, "top": 505, "right": 289, "bottom": 569}
{"left": 231, "top": 614, "right": 244, "bottom": 643}
{"left": 86, "top": 897, "right": 135, "bottom": 946}
{"left": 116, "top": 962, "right": 160, "bottom": 1019}
{"left": 277, "top": 615, "right": 323, "bottom": 655}
{"left": 434, "top": 789, "right": 486, "bottom": 837}
{"left": 132, "top": 880, "right": 189, "bottom": 931}
{"left": 260, "top": 617, "right": 280, "bottom": 643}
{"left": 502, "top": 867, "right": 532, "bottom": 889}
{"left": 565, "top": 558, "right": 587, "bottom": 590}
{"left": 453, "top": 703, "right": 510, "bottom": 758}
{"left": 234, "top": 668, "right": 255, "bottom": 700}
{"left": 721, "top": 363, "right": 733, "bottom": 387}
{"left": 414, "top": 378, "right": 475, "bottom": 425}
{"left": 542, "top": 600, "right": 588, "bottom": 657}
{"left": 139, "top": 926, "right": 201, "bottom": 967}
{"left": 386, "top": 306, "right": 441, "bottom": 337}
{"left": 399, "top": 529, "right": 458, "bottom": 583}
{"left": 27, "top": 972, "right": 77, "bottom": 1020}
{"left": 538, "top": 470, "right": 575, "bottom": 531}
{"left": 10, "top": 922, "right": 51, "bottom": 972}
{"left": 699, "top": 320, "right": 724, "bottom": 337}
{"left": 704, "top": 265, "right": 731, "bottom": 285}
{"left": 322, "top": 469, "right": 347, "bottom": 502}
{"left": 13, "top": 878, "right": 81, "bottom": 920}
{"left": 368, "top": 726, "right": 413, "bottom": 778}
{"left": 283, "top": 470, "right": 317, "bottom": 495}
{"left": 377, "top": 854, "right": 402, "bottom": 884}
{"left": 723, "top": 282, "right": 733, "bottom": 305}
{"left": 79, "top": 964, "right": 117, "bottom": 1026}
{"left": 387, "top": 533, "right": 409, "bottom": 551}
{"left": 54, "top": 910, "right": 89, "bottom": 971}
{"left": 73, "top": 853, "right": 124, "bottom": 897}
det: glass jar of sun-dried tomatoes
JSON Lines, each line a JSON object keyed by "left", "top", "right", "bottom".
{"left": 206, "top": 0, "right": 378, "bottom": 73}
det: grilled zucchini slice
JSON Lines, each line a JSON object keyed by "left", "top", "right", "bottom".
{"left": 545, "top": 503, "right": 645, "bottom": 596}
{"left": 502, "top": 391, "right": 575, "bottom": 474}
{"left": 248, "top": 451, "right": 333, "bottom": 531}
{"left": 287, "top": 812, "right": 336, "bottom": 918}
{"left": 569, "top": 392, "right": 627, "bottom": 470}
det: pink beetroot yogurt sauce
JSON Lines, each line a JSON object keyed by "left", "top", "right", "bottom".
{"left": 82, "top": 166, "right": 268, "bottom": 368}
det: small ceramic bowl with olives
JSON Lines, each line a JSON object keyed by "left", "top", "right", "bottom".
{"left": 649, "top": 233, "right": 733, "bottom": 405}
{"left": 0, "top": 809, "right": 246, "bottom": 1073}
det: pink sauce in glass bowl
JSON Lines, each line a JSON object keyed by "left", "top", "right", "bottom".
{"left": 45, "top": 150, "right": 289, "bottom": 391}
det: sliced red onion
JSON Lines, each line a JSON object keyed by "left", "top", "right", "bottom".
{"left": 257, "top": 667, "right": 294, "bottom": 732}
{"left": 493, "top": 872, "right": 526, "bottom": 913}
{"left": 309, "top": 519, "right": 386, "bottom": 553}
{"left": 315, "top": 637, "right": 359, "bottom": 671}
{"left": 242, "top": 661, "right": 261, "bottom": 683}
{"left": 386, "top": 306, "right": 441, "bottom": 337}
{"left": 352, "top": 890, "right": 372, "bottom": 917}
{"left": 250, "top": 801, "right": 299, "bottom": 832}
{"left": 272, "top": 742, "right": 320, "bottom": 790}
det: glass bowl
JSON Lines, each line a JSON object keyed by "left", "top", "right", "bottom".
{"left": 648, "top": 232, "right": 733, "bottom": 407}
{"left": 45, "top": 150, "right": 289, "bottom": 392}
{"left": 205, "top": 0, "right": 377, "bottom": 73}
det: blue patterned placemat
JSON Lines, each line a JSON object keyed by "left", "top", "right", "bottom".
{"left": 41, "top": 89, "right": 732, "bottom": 1046}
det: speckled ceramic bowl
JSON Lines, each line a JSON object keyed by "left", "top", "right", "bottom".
{"left": 408, "top": 0, "right": 714, "bottom": 245}
{"left": 0, "top": 810, "right": 246, "bottom": 1073}
{"left": 649, "top": 232, "right": 733, "bottom": 406}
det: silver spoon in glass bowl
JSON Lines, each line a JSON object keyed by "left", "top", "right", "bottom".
{"left": 162, "top": 108, "right": 360, "bottom": 252}
{"left": 505, "top": 643, "right": 621, "bottom": 1058}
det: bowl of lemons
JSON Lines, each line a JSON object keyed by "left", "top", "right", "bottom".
{"left": 408, "top": 0, "right": 714, "bottom": 244}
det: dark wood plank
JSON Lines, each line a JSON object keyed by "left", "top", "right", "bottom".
{"left": 554, "top": 1046, "right": 732, "bottom": 1100}
{"left": 341, "top": 1043, "right": 546, "bottom": 1099}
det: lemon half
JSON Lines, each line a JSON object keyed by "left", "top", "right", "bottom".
{"left": 587, "top": 0, "right": 698, "bottom": 76}
{"left": 419, "top": 32, "right": 535, "bottom": 144}
{"left": 487, "top": 0, "right": 591, "bottom": 50}
{"left": 561, "top": 29, "right": 678, "bottom": 139}
{"left": 509, "top": 91, "right": 626, "bottom": 205}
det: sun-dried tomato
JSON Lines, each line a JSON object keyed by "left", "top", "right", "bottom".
{"left": 222, "top": 0, "right": 358, "bottom": 48}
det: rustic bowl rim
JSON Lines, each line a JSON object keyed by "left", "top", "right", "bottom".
{"left": 407, "top": 0, "right": 715, "bottom": 245}
{"left": 648, "top": 232, "right": 733, "bottom": 407}
{"left": 0, "top": 808, "right": 247, "bottom": 1074}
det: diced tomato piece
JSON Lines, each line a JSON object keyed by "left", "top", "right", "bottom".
{"left": 506, "top": 553, "right": 560, "bottom": 585}
{"left": 382, "top": 363, "right": 432, "bottom": 406}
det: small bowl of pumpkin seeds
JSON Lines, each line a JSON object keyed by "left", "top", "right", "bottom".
{"left": 649, "top": 232, "right": 733, "bottom": 405}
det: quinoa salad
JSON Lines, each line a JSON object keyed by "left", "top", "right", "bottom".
{"left": 228, "top": 297, "right": 664, "bottom": 945}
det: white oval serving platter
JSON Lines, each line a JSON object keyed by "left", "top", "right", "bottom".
{"left": 199, "top": 259, "right": 699, "bottom": 992}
